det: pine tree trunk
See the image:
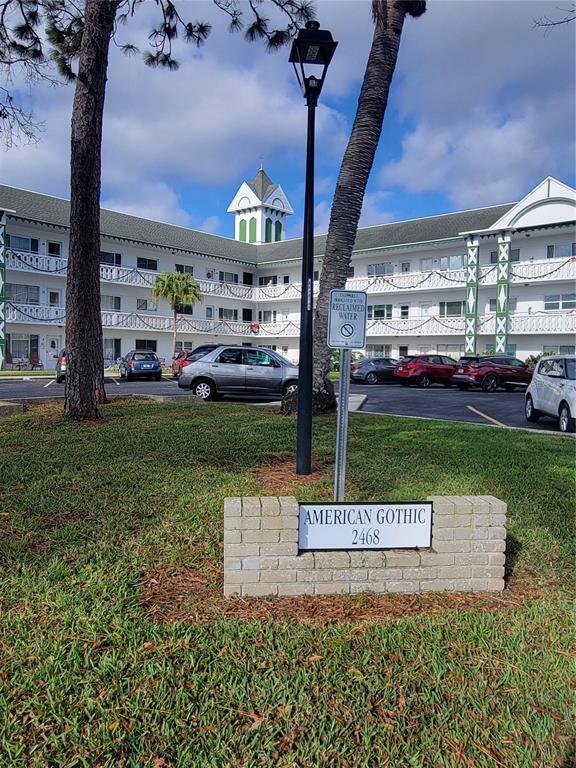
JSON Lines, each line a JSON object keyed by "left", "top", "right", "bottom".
{"left": 64, "top": 0, "right": 118, "bottom": 419}
{"left": 311, "top": 1, "right": 408, "bottom": 409}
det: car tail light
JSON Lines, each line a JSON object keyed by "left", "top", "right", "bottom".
{"left": 351, "top": 363, "right": 362, "bottom": 372}
{"left": 129, "top": 360, "right": 135, "bottom": 368}
{"left": 58, "top": 355, "right": 65, "bottom": 366}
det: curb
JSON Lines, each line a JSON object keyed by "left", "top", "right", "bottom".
{"left": 0, "top": 400, "right": 25, "bottom": 416}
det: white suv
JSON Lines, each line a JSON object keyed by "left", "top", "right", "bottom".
{"left": 525, "top": 355, "right": 576, "bottom": 433}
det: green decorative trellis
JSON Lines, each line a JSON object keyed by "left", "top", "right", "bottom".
{"left": 495, "top": 234, "right": 511, "bottom": 354}
{"left": 464, "top": 238, "right": 480, "bottom": 354}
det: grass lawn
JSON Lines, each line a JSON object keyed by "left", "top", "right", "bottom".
{"left": 0, "top": 369, "right": 56, "bottom": 377}
{"left": 0, "top": 399, "right": 574, "bottom": 767}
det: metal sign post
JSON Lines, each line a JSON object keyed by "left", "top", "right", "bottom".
{"left": 328, "top": 290, "right": 367, "bottom": 502}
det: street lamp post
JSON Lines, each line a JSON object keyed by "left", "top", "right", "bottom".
{"left": 289, "top": 20, "right": 337, "bottom": 475}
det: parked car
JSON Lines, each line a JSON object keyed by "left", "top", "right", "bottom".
{"left": 350, "top": 357, "right": 399, "bottom": 384}
{"left": 171, "top": 345, "right": 220, "bottom": 378}
{"left": 55, "top": 349, "right": 66, "bottom": 383}
{"left": 525, "top": 355, "right": 575, "bottom": 433}
{"left": 119, "top": 350, "right": 163, "bottom": 381}
{"left": 451, "top": 355, "right": 533, "bottom": 392}
{"left": 178, "top": 345, "right": 298, "bottom": 400}
{"left": 394, "top": 355, "right": 458, "bottom": 388}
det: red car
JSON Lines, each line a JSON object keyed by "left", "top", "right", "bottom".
{"left": 171, "top": 345, "right": 219, "bottom": 378}
{"left": 394, "top": 354, "right": 458, "bottom": 388}
{"left": 451, "top": 355, "right": 534, "bottom": 392}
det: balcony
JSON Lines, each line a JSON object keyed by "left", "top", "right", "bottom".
{"left": 7, "top": 301, "right": 575, "bottom": 339}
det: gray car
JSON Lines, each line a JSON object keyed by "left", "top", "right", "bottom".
{"left": 178, "top": 345, "right": 299, "bottom": 400}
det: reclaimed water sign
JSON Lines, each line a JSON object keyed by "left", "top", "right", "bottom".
{"left": 328, "top": 290, "right": 367, "bottom": 349}
{"left": 299, "top": 503, "right": 433, "bottom": 550}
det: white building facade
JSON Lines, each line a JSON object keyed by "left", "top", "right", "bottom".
{"left": 0, "top": 173, "right": 574, "bottom": 370}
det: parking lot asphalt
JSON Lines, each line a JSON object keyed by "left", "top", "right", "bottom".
{"left": 0, "top": 376, "right": 566, "bottom": 433}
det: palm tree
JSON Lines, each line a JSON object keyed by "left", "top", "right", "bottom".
{"left": 151, "top": 272, "right": 202, "bottom": 358}
{"left": 311, "top": 0, "right": 426, "bottom": 409}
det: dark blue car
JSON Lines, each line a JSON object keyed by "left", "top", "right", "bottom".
{"left": 119, "top": 350, "right": 163, "bottom": 381}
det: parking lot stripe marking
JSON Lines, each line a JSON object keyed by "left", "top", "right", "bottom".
{"left": 43, "top": 379, "right": 55, "bottom": 389}
{"left": 111, "top": 378, "right": 120, "bottom": 386}
{"left": 466, "top": 405, "right": 506, "bottom": 428}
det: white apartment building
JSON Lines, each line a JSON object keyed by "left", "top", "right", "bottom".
{"left": 0, "top": 172, "right": 574, "bottom": 370}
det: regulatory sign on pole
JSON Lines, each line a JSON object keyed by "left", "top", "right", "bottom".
{"left": 328, "top": 290, "right": 367, "bottom": 350}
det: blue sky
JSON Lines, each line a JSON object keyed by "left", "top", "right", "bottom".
{"left": 2, "top": 0, "right": 575, "bottom": 240}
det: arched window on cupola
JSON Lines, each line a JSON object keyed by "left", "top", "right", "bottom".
{"left": 265, "top": 218, "right": 273, "bottom": 243}
{"left": 274, "top": 220, "right": 282, "bottom": 242}
{"left": 249, "top": 217, "right": 257, "bottom": 243}
{"left": 239, "top": 219, "right": 247, "bottom": 242}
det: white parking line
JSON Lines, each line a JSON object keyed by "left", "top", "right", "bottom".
{"left": 466, "top": 405, "right": 506, "bottom": 428}
{"left": 111, "top": 378, "right": 120, "bottom": 386}
{"left": 43, "top": 379, "right": 55, "bottom": 389}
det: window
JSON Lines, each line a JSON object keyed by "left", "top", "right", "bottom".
{"left": 265, "top": 218, "right": 273, "bottom": 243}
{"left": 421, "top": 257, "right": 433, "bottom": 272}
{"left": 506, "top": 344, "right": 517, "bottom": 356}
{"left": 244, "top": 349, "right": 276, "bottom": 367}
{"left": 48, "top": 242, "right": 61, "bottom": 257}
{"left": 367, "top": 304, "right": 392, "bottom": 320}
{"left": 368, "top": 262, "right": 393, "bottom": 276}
{"left": 219, "top": 271, "right": 239, "bottom": 284}
{"left": 135, "top": 339, "right": 157, "bottom": 352}
{"left": 103, "top": 338, "right": 121, "bottom": 364}
{"left": 137, "top": 298, "right": 157, "bottom": 312}
{"left": 490, "top": 249, "right": 520, "bottom": 264}
{"left": 100, "top": 251, "right": 121, "bottom": 266}
{"left": 401, "top": 262, "right": 411, "bottom": 273}
{"left": 174, "top": 341, "right": 194, "bottom": 353}
{"left": 439, "top": 254, "right": 467, "bottom": 271}
{"left": 137, "top": 257, "right": 158, "bottom": 271}
{"left": 176, "top": 303, "right": 194, "bottom": 315}
{"left": 400, "top": 305, "right": 410, "bottom": 319}
{"left": 205, "top": 306, "right": 214, "bottom": 320}
{"left": 7, "top": 333, "right": 39, "bottom": 360}
{"left": 489, "top": 298, "right": 517, "bottom": 312}
{"left": 283, "top": 275, "right": 290, "bottom": 284}
{"left": 6, "top": 283, "right": 40, "bottom": 304}
{"left": 175, "top": 264, "right": 194, "bottom": 275}
{"left": 258, "top": 310, "right": 277, "bottom": 323}
{"left": 6, "top": 235, "right": 38, "bottom": 253}
{"left": 439, "top": 301, "right": 464, "bottom": 317}
{"left": 49, "top": 291, "right": 60, "bottom": 307}
{"left": 219, "top": 307, "right": 238, "bottom": 322}
{"left": 313, "top": 270, "right": 320, "bottom": 281}
{"left": 239, "top": 220, "right": 247, "bottom": 242}
{"left": 347, "top": 266, "right": 355, "bottom": 278}
{"left": 441, "top": 356, "right": 458, "bottom": 365}
{"left": 544, "top": 293, "right": 576, "bottom": 311}
{"left": 259, "top": 275, "right": 277, "bottom": 286}
{"left": 543, "top": 344, "right": 576, "bottom": 355}
{"left": 101, "top": 295, "right": 121, "bottom": 311}
{"left": 217, "top": 348, "right": 242, "bottom": 364}
{"left": 366, "top": 344, "right": 392, "bottom": 358}
{"left": 274, "top": 220, "right": 282, "bottom": 242}
{"left": 399, "top": 345, "right": 409, "bottom": 358}
{"left": 437, "top": 343, "right": 464, "bottom": 356}
{"left": 547, "top": 243, "right": 576, "bottom": 259}
{"left": 249, "top": 217, "right": 257, "bottom": 243}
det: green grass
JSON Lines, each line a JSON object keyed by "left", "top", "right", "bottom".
{"left": 0, "top": 400, "right": 574, "bottom": 767}
{"left": 0, "top": 369, "right": 55, "bottom": 376}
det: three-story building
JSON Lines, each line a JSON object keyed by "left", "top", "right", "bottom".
{"left": 0, "top": 172, "right": 574, "bottom": 370}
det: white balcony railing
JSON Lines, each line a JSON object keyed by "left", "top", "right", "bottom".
{"left": 7, "top": 248, "right": 575, "bottom": 302}
{"left": 7, "top": 301, "right": 576, "bottom": 339}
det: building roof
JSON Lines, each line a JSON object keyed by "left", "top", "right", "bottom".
{"left": 1, "top": 182, "right": 517, "bottom": 267}
{"left": 246, "top": 169, "right": 278, "bottom": 201}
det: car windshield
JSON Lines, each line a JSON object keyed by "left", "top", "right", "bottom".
{"left": 270, "top": 352, "right": 293, "bottom": 366}
{"left": 565, "top": 359, "right": 576, "bottom": 380}
{"left": 134, "top": 353, "right": 157, "bottom": 361}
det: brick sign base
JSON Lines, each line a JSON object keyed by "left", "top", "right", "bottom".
{"left": 223, "top": 496, "right": 506, "bottom": 598}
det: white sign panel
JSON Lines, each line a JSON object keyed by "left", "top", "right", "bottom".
{"left": 299, "top": 503, "right": 433, "bottom": 550}
{"left": 328, "top": 290, "right": 367, "bottom": 349}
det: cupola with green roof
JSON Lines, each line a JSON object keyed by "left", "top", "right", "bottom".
{"left": 227, "top": 166, "right": 293, "bottom": 244}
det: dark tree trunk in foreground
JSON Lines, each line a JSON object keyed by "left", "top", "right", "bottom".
{"left": 64, "top": 0, "right": 119, "bottom": 419}
{"left": 311, "top": 0, "right": 426, "bottom": 409}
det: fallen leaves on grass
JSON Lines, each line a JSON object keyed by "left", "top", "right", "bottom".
{"left": 141, "top": 567, "right": 553, "bottom": 626}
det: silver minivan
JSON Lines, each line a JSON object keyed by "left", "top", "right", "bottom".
{"left": 178, "top": 345, "right": 299, "bottom": 400}
{"left": 525, "top": 355, "right": 576, "bottom": 433}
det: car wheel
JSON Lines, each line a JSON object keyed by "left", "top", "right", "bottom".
{"left": 366, "top": 372, "right": 378, "bottom": 385}
{"left": 417, "top": 374, "right": 431, "bottom": 388}
{"left": 559, "top": 403, "right": 575, "bottom": 433}
{"left": 172, "top": 370, "right": 179, "bottom": 379}
{"left": 457, "top": 384, "right": 470, "bottom": 391}
{"left": 192, "top": 378, "right": 216, "bottom": 401}
{"left": 525, "top": 395, "right": 540, "bottom": 423}
{"left": 56, "top": 376, "right": 64, "bottom": 384}
{"left": 481, "top": 374, "right": 498, "bottom": 393}
{"left": 155, "top": 373, "right": 162, "bottom": 382}
{"left": 282, "top": 381, "right": 298, "bottom": 397}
